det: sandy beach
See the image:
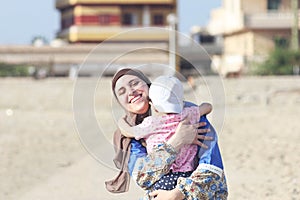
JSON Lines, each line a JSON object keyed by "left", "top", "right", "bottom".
{"left": 1, "top": 76, "right": 299, "bottom": 200}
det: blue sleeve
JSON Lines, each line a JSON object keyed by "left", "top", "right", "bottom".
{"left": 184, "top": 101, "right": 224, "bottom": 170}
{"left": 128, "top": 139, "right": 147, "bottom": 176}
{"left": 198, "top": 115, "right": 224, "bottom": 169}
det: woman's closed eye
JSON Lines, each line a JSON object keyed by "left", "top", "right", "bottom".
{"left": 118, "top": 87, "right": 125, "bottom": 96}
{"left": 130, "top": 79, "right": 140, "bottom": 87}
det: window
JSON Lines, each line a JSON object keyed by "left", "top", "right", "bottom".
{"left": 99, "top": 14, "right": 110, "bottom": 25}
{"left": 267, "top": 0, "right": 281, "bottom": 10}
{"left": 61, "top": 17, "right": 74, "bottom": 29}
{"left": 153, "top": 14, "right": 164, "bottom": 25}
{"left": 122, "top": 13, "right": 138, "bottom": 25}
{"left": 122, "top": 13, "right": 133, "bottom": 25}
{"left": 274, "top": 36, "right": 289, "bottom": 48}
{"left": 199, "top": 35, "right": 215, "bottom": 44}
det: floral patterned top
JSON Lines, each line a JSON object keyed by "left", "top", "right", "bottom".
{"left": 132, "top": 143, "right": 228, "bottom": 200}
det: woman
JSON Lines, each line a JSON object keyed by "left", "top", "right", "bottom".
{"left": 106, "top": 68, "right": 227, "bottom": 199}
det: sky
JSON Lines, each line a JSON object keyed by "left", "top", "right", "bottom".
{"left": 0, "top": 0, "right": 221, "bottom": 45}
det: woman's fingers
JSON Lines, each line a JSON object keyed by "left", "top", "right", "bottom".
{"left": 192, "top": 128, "right": 214, "bottom": 148}
{"left": 192, "top": 122, "right": 206, "bottom": 128}
{"left": 197, "top": 128, "right": 211, "bottom": 134}
{"left": 194, "top": 140, "right": 208, "bottom": 149}
{"left": 197, "top": 134, "right": 213, "bottom": 140}
{"left": 149, "top": 190, "right": 160, "bottom": 197}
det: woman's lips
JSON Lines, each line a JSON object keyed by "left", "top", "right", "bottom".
{"left": 129, "top": 94, "right": 142, "bottom": 103}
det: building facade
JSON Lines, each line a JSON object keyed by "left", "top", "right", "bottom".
{"left": 207, "top": 0, "right": 300, "bottom": 76}
{"left": 55, "top": 0, "right": 177, "bottom": 43}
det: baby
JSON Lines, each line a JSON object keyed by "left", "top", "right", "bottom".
{"left": 118, "top": 75, "right": 212, "bottom": 191}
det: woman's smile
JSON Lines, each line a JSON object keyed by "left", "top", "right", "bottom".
{"left": 129, "top": 94, "right": 142, "bottom": 103}
{"left": 115, "top": 74, "right": 150, "bottom": 114}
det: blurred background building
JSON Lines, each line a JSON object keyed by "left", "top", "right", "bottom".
{"left": 1, "top": 0, "right": 299, "bottom": 78}
{"left": 53, "top": 0, "right": 222, "bottom": 77}
{"left": 55, "top": 0, "right": 176, "bottom": 43}
{"left": 207, "top": 0, "right": 300, "bottom": 76}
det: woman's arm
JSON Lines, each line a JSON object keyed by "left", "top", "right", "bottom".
{"left": 133, "top": 142, "right": 177, "bottom": 189}
{"left": 150, "top": 169, "right": 228, "bottom": 200}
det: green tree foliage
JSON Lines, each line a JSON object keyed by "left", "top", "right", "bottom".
{"left": 253, "top": 37, "right": 300, "bottom": 75}
{"left": 0, "top": 63, "right": 30, "bottom": 77}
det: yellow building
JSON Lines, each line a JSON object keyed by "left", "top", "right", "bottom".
{"left": 207, "top": 0, "right": 300, "bottom": 76}
{"left": 55, "top": 0, "right": 177, "bottom": 43}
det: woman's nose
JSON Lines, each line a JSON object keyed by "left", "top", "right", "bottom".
{"left": 128, "top": 87, "right": 137, "bottom": 95}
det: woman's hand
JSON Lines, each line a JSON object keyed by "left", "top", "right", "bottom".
{"left": 167, "top": 117, "right": 212, "bottom": 152}
{"left": 149, "top": 188, "right": 184, "bottom": 200}
{"left": 192, "top": 125, "right": 212, "bottom": 148}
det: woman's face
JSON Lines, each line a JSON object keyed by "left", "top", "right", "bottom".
{"left": 114, "top": 74, "right": 149, "bottom": 114}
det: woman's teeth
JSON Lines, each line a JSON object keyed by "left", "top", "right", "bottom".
{"left": 130, "top": 95, "right": 141, "bottom": 103}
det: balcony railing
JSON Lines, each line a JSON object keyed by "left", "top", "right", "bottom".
{"left": 58, "top": 25, "right": 170, "bottom": 42}
{"left": 244, "top": 11, "right": 300, "bottom": 29}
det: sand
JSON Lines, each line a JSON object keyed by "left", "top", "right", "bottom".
{"left": 1, "top": 76, "right": 299, "bottom": 200}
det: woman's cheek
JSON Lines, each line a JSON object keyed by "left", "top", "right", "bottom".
{"left": 118, "top": 96, "right": 128, "bottom": 109}
{"left": 142, "top": 85, "right": 149, "bottom": 96}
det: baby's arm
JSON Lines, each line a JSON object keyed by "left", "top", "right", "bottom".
{"left": 118, "top": 117, "right": 154, "bottom": 139}
{"left": 198, "top": 103, "right": 212, "bottom": 116}
{"left": 118, "top": 117, "right": 136, "bottom": 138}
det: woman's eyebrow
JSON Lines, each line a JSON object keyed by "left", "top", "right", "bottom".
{"left": 128, "top": 78, "right": 139, "bottom": 84}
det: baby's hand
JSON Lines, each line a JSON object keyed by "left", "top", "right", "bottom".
{"left": 199, "top": 103, "right": 213, "bottom": 116}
